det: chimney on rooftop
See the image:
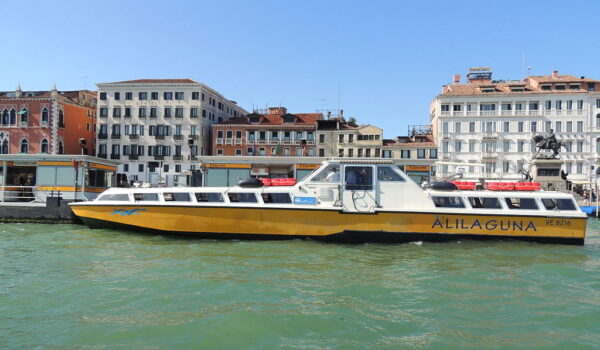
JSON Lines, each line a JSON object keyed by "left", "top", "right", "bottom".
{"left": 268, "top": 107, "right": 287, "bottom": 115}
{"left": 453, "top": 74, "right": 460, "bottom": 84}
{"left": 552, "top": 70, "right": 559, "bottom": 78}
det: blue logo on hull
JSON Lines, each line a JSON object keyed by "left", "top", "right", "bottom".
{"left": 111, "top": 208, "right": 146, "bottom": 216}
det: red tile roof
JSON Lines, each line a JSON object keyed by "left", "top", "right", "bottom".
{"left": 217, "top": 112, "right": 323, "bottom": 125}
{"left": 104, "top": 79, "right": 198, "bottom": 84}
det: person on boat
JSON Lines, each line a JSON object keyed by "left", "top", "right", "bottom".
{"left": 326, "top": 167, "right": 340, "bottom": 182}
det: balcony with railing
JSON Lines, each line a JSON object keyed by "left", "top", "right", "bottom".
{"left": 154, "top": 155, "right": 165, "bottom": 160}
{"left": 189, "top": 135, "right": 198, "bottom": 140}
{"left": 128, "top": 134, "right": 139, "bottom": 140}
{"left": 173, "top": 155, "right": 183, "bottom": 161}
{"left": 225, "top": 138, "right": 234, "bottom": 145}
{"left": 128, "top": 154, "right": 139, "bottom": 160}
{"left": 155, "top": 135, "right": 165, "bottom": 140}
{"left": 98, "top": 133, "right": 108, "bottom": 140}
{"left": 216, "top": 138, "right": 224, "bottom": 145}
{"left": 110, "top": 154, "right": 120, "bottom": 160}
{"left": 98, "top": 153, "right": 107, "bottom": 159}
{"left": 111, "top": 134, "right": 121, "bottom": 140}
{"left": 174, "top": 135, "right": 183, "bottom": 141}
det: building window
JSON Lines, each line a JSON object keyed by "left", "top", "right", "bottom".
{"left": 577, "top": 141, "right": 583, "bottom": 153}
{"left": 577, "top": 121, "right": 583, "bottom": 132}
{"left": 99, "top": 92, "right": 106, "bottom": 100}
{"left": 150, "top": 107, "right": 157, "bottom": 118}
{"left": 319, "top": 134, "right": 325, "bottom": 143}
{"left": 139, "top": 92, "right": 147, "bottom": 100}
{"left": 503, "top": 161, "right": 510, "bottom": 173}
{"left": 429, "top": 148, "right": 437, "bottom": 159}
{"left": 531, "top": 121, "right": 537, "bottom": 132}
{"left": 454, "top": 141, "right": 461, "bottom": 153}
{"left": 442, "top": 142, "right": 448, "bottom": 153}
{"left": 40, "top": 139, "right": 48, "bottom": 153}
{"left": 58, "top": 141, "right": 64, "bottom": 154}
{"left": 190, "top": 108, "right": 198, "bottom": 118}
{"left": 338, "top": 134, "right": 344, "bottom": 143}
{"left": 20, "top": 139, "right": 28, "bottom": 153}
{"left": 124, "top": 107, "right": 131, "bottom": 118}
{"left": 164, "top": 107, "right": 172, "bottom": 118}
{"left": 175, "top": 92, "right": 184, "bottom": 100}
{"left": 139, "top": 107, "right": 146, "bottom": 118}
{"left": 401, "top": 150, "right": 411, "bottom": 159}
{"left": 503, "top": 141, "right": 510, "bottom": 152}
{"left": 125, "top": 92, "right": 132, "bottom": 100}
{"left": 518, "top": 141, "right": 524, "bottom": 153}
{"left": 455, "top": 122, "right": 461, "bottom": 133}
{"left": 58, "top": 110, "right": 64, "bottom": 127}
{"left": 99, "top": 107, "right": 108, "bottom": 117}
{"left": 192, "top": 92, "right": 199, "bottom": 100}
{"left": 469, "top": 122, "right": 475, "bottom": 133}
{"left": 164, "top": 92, "right": 173, "bottom": 100}
{"left": 503, "top": 121, "right": 510, "bottom": 133}
{"left": 318, "top": 149, "right": 324, "bottom": 157}
{"left": 347, "top": 148, "right": 353, "bottom": 157}
{"left": 556, "top": 121, "right": 562, "bottom": 132}
{"left": 113, "top": 107, "right": 121, "bottom": 118}
{"left": 151, "top": 92, "right": 158, "bottom": 100}
{"left": 518, "top": 121, "right": 524, "bottom": 132}
{"left": 469, "top": 140, "right": 475, "bottom": 152}
{"left": 417, "top": 149, "right": 426, "bottom": 158}
{"left": 175, "top": 107, "right": 184, "bottom": 118}
{"left": 567, "top": 121, "right": 573, "bottom": 132}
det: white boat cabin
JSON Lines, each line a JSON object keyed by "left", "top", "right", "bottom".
{"left": 92, "top": 160, "right": 583, "bottom": 217}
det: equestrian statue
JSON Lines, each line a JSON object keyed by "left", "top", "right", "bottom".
{"left": 533, "top": 129, "right": 564, "bottom": 158}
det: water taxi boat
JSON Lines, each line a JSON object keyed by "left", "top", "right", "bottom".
{"left": 69, "top": 160, "right": 587, "bottom": 245}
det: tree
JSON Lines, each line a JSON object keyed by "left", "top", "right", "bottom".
{"left": 347, "top": 117, "right": 358, "bottom": 127}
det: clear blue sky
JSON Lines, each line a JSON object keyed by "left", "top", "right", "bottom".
{"left": 2, "top": 0, "right": 599, "bottom": 138}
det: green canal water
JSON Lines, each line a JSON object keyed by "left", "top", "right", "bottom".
{"left": 1, "top": 222, "right": 600, "bottom": 350}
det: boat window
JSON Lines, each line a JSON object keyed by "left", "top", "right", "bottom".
{"left": 377, "top": 166, "right": 405, "bottom": 182}
{"left": 195, "top": 192, "right": 224, "bottom": 202}
{"left": 468, "top": 197, "right": 502, "bottom": 209}
{"left": 99, "top": 193, "right": 130, "bottom": 201}
{"left": 505, "top": 198, "right": 538, "bottom": 210}
{"left": 432, "top": 196, "right": 465, "bottom": 208}
{"left": 228, "top": 192, "right": 258, "bottom": 203}
{"left": 541, "top": 198, "right": 577, "bottom": 211}
{"left": 262, "top": 193, "right": 292, "bottom": 204}
{"left": 134, "top": 193, "right": 159, "bottom": 201}
{"left": 311, "top": 164, "right": 340, "bottom": 183}
{"left": 345, "top": 166, "right": 373, "bottom": 190}
{"left": 163, "top": 192, "right": 191, "bottom": 202}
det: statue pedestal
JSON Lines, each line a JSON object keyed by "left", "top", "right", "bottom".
{"left": 530, "top": 159, "right": 565, "bottom": 191}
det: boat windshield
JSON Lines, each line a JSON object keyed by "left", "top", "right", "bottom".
{"left": 311, "top": 164, "right": 340, "bottom": 183}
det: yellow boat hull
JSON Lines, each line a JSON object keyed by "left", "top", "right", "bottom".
{"left": 70, "top": 204, "right": 587, "bottom": 244}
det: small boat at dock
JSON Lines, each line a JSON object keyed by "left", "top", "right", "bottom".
{"left": 69, "top": 160, "right": 587, "bottom": 244}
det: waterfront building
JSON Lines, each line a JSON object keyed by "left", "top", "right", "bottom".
{"left": 211, "top": 107, "right": 322, "bottom": 157}
{"left": 431, "top": 69, "right": 600, "bottom": 182}
{"left": 0, "top": 85, "right": 96, "bottom": 156}
{"left": 315, "top": 117, "right": 383, "bottom": 158}
{"left": 96, "top": 79, "right": 247, "bottom": 186}
{"left": 0, "top": 154, "right": 119, "bottom": 201}
{"left": 381, "top": 125, "right": 438, "bottom": 183}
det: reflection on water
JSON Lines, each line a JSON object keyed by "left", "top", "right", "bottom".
{"left": 0, "top": 221, "right": 599, "bottom": 349}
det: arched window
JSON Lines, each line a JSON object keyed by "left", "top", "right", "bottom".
{"left": 0, "top": 140, "right": 7, "bottom": 154}
{"left": 596, "top": 138, "right": 600, "bottom": 153}
{"left": 9, "top": 109, "right": 16, "bottom": 125}
{"left": 20, "top": 108, "right": 28, "bottom": 125}
{"left": 58, "top": 141, "right": 64, "bottom": 154}
{"left": 597, "top": 114, "right": 600, "bottom": 128}
{"left": 1, "top": 110, "right": 8, "bottom": 125}
{"left": 58, "top": 110, "right": 64, "bottom": 127}
{"left": 41, "top": 139, "right": 49, "bottom": 153}
{"left": 20, "top": 139, "right": 28, "bottom": 154}
{"left": 41, "top": 108, "right": 49, "bottom": 124}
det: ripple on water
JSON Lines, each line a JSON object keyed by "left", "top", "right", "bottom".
{"left": 0, "top": 222, "right": 599, "bottom": 349}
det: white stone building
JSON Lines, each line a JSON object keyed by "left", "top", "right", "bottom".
{"left": 96, "top": 79, "right": 247, "bottom": 185}
{"left": 431, "top": 69, "right": 600, "bottom": 183}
